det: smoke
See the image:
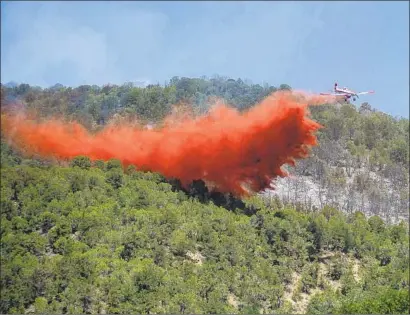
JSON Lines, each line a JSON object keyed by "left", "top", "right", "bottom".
{"left": 1, "top": 91, "right": 335, "bottom": 197}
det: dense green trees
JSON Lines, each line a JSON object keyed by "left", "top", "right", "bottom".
{"left": 1, "top": 77, "right": 409, "bottom": 314}
{"left": 0, "top": 155, "right": 408, "bottom": 314}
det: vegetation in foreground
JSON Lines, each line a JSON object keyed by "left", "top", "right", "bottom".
{"left": 1, "top": 153, "right": 408, "bottom": 314}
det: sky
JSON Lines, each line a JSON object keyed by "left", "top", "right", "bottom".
{"left": 1, "top": 1, "right": 409, "bottom": 118}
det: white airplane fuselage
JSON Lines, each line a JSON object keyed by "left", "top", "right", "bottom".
{"left": 335, "top": 87, "right": 355, "bottom": 96}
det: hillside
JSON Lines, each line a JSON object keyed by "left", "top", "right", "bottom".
{"left": 266, "top": 102, "right": 409, "bottom": 224}
{"left": 1, "top": 157, "right": 409, "bottom": 314}
{"left": 0, "top": 78, "right": 409, "bottom": 314}
{"left": 1, "top": 77, "right": 409, "bottom": 222}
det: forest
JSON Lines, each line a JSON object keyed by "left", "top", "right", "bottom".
{"left": 0, "top": 77, "right": 409, "bottom": 314}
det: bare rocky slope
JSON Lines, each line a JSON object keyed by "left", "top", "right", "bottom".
{"left": 264, "top": 156, "right": 408, "bottom": 224}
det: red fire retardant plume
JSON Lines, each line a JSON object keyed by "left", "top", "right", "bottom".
{"left": 1, "top": 91, "right": 334, "bottom": 197}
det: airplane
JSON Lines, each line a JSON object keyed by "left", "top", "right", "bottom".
{"left": 320, "top": 82, "right": 375, "bottom": 103}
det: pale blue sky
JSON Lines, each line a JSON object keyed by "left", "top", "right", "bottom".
{"left": 1, "top": 1, "right": 408, "bottom": 117}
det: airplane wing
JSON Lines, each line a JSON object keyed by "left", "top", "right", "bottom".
{"left": 357, "top": 90, "right": 375, "bottom": 95}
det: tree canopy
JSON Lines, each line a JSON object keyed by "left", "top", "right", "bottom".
{"left": 1, "top": 77, "right": 409, "bottom": 314}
